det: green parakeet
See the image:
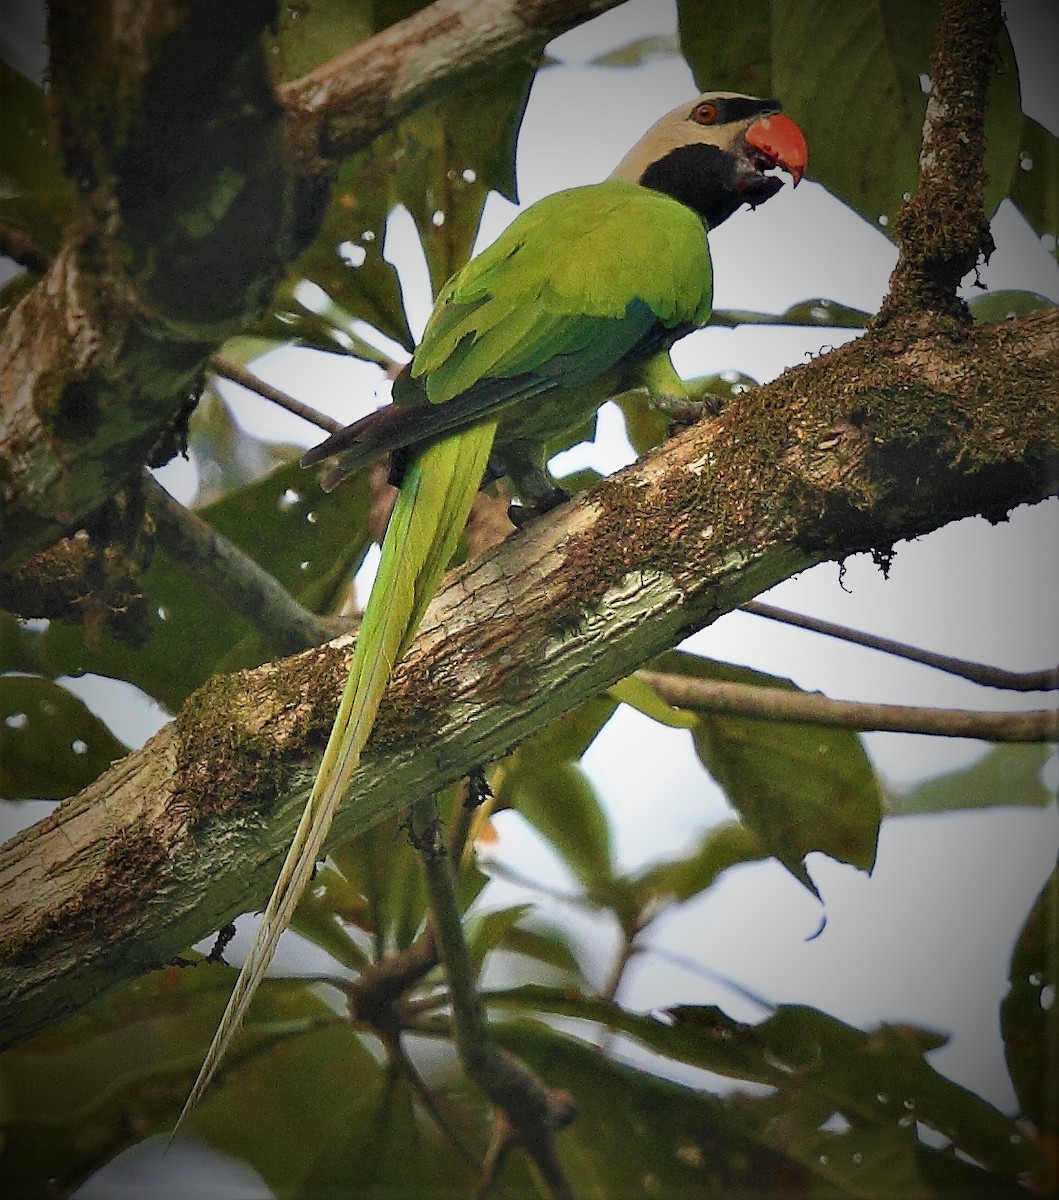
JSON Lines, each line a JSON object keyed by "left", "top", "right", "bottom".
{"left": 177, "top": 91, "right": 807, "bottom": 1127}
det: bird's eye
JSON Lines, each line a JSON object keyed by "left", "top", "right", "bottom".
{"left": 692, "top": 101, "right": 719, "bottom": 125}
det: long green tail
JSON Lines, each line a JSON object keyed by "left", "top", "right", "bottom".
{"left": 174, "top": 419, "right": 499, "bottom": 1132}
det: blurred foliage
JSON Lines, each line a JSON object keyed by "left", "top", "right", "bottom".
{"left": 0, "top": 59, "right": 76, "bottom": 257}
{"left": 2, "top": 0, "right": 1056, "bottom": 1195}
{"left": 0, "top": 674, "right": 128, "bottom": 800}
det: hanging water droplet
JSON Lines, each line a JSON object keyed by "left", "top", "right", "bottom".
{"left": 1029, "top": 971, "right": 1043, "bottom": 986}
{"left": 919, "top": 73, "right": 933, "bottom": 93}
{"left": 902, "top": 191, "right": 912, "bottom": 201}
{"left": 432, "top": 210, "right": 446, "bottom": 227}
{"left": 878, "top": 214, "right": 889, "bottom": 227}
{"left": 462, "top": 167, "right": 477, "bottom": 183}
{"left": 279, "top": 488, "right": 301, "bottom": 511}
{"left": 1040, "top": 984, "right": 1055, "bottom": 1010}
{"left": 157, "top": 606, "right": 169, "bottom": 621}
{"left": 1019, "top": 153, "right": 1034, "bottom": 172}
{"left": 306, "top": 510, "right": 318, "bottom": 524}
{"left": 339, "top": 240, "right": 367, "bottom": 268}
{"left": 299, "top": 560, "right": 311, "bottom": 571}
{"left": 5, "top": 712, "right": 28, "bottom": 729}
{"left": 71, "top": 738, "right": 88, "bottom": 755}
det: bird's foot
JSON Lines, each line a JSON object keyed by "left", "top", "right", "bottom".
{"left": 651, "top": 391, "right": 726, "bottom": 429}
{"left": 507, "top": 486, "right": 569, "bottom": 528}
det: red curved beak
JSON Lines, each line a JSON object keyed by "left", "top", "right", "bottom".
{"left": 745, "top": 113, "right": 808, "bottom": 185}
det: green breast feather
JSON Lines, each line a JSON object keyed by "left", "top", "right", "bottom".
{"left": 412, "top": 180, "right": 714, "bottom": 407}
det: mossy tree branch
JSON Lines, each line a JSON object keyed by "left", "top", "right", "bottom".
{"left": 0, "top": 304, "right": 1055, "bottom": 1050}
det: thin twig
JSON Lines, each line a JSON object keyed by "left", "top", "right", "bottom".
{"left": 743, "top": 600, "right": 1059, "bottom": 692}
{"left": 388, "top": 1034, "right": 495, "bottom": 1181}
{"left": 209, "top": 355, "right": 344, "bottom": 435}
{"left": 409, "top": 795, "right": 579, "bottom": 1200}
{"left": 636, "top": 669, "right": 1059, "bottom": 743}
{"left": 144, "top": 474, "right": 340, "bottom": 654}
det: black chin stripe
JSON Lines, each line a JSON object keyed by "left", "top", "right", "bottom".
{"left": 690, "top": 96, "right": 781, "bottom": 124}
{"left": 640, "top": 143, "right": 744, "bottom": 228}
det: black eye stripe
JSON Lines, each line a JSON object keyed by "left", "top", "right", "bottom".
{"left": 688, "top": 96, "right": 782, "bottom": 124}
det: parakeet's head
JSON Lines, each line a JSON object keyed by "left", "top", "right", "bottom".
{"left": 610, "top": 92, "right": 808, "bottom": 228}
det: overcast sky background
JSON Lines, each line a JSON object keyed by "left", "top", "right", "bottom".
{"left": 1, "top": 0, "right": 1056, "bottom": 1194}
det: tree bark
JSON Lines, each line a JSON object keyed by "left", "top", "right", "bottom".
{"left": 1, "top": 305, "right": 1055, "bottom": 1049}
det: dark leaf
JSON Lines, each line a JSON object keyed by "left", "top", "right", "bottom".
{"left": 969, "top": 288, "right": 1056, "bottom": 325}
{"left": 1001, "top": 865, "right": 1059, "bottom": 1136}
{"left": 654, "top": 651, "right": 883, "bottom": 895}
{"left": 631, "top": 819, "right": 768, "bottom": 909}
{"left": 0, "top": 675, "right": 128, "bottom": 799}
{"left": 0, "top": 60, "right": 76, "bottom": 256}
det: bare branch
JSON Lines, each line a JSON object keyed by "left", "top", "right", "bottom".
{"left": 209, "top": 356, "right": 344, "bottom": 435}
{"left": 143, "top": 475, "right": 341, "bottom": 654}
{"left": 279, "top": 0, "right": 625, "bottom": 170}
{"left": 636, "top": 670, "right": 1058, "bottom": 744}
{"left": 743, "top": 601, "right": 1059, "bottom": 692}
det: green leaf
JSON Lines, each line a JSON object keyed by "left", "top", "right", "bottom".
{"left": 499, "top": 757, "right": 615, "bottom": 892}
{"left": 589, "top": 34, "right": 681, "bottom": 69}
{"left": 888, "top": 744, "right": 1054, "bottom": 816}
{"left": 289, "top": 860, "right": 373, "bottom": 973}
{"left": 0, "top": 60, "right": 76, "bottom": 256}
{"left": 466, "top": 903, "right": 535, "bottom": 977}
{"left": 969, "top": 288, "right": 1056, "bottom": 325}
{"left": 775, "top": 297, "right": 872, "bottom": 328}
{"left": 495, "top": 922, "right": 587, "bottom": 982}
{"left": 0, "top": 675, "right": 128, "bottom": 799}
{"left": 1006, "top": 117, "right": 1059, "bottom": 258}
{"left": 631, "top": 819, "right": 768, "bottom": 909}
{"left": 497, "top": 1019, "right": 809, "bottom": 1197}
{"left": 1001, "top": 865, "right": 1059, "bottom": 1135}
{"left": 264, "top": 0, "right": 377, "bottom": 82}
{"left": 0, "top": 963, "right": 377, "bottom": 1198}
{"left": 331, "top": 814, "right": 429, "bottom": 958}
{"left": 657, "top": 650, "right": 883, "bottom": 895}
{"left": 492, "top": 691, "right": 619, "bottom": 894}
{"left": 608, "top": 674, "right": 698, "bottom": 729}
{"left": 486, "top": 987, "right": 1041, "bottom": 1182}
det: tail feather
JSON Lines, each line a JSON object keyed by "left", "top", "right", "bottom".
{"left": 173, "top": 420, "right": 499, "bottom": 1137}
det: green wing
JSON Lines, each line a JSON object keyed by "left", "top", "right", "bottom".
{"left": 412, "top": 179, "right": 714, "bottom": 405}
{"left": 305, "top": 181, "right": 713, "bottom": 487}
